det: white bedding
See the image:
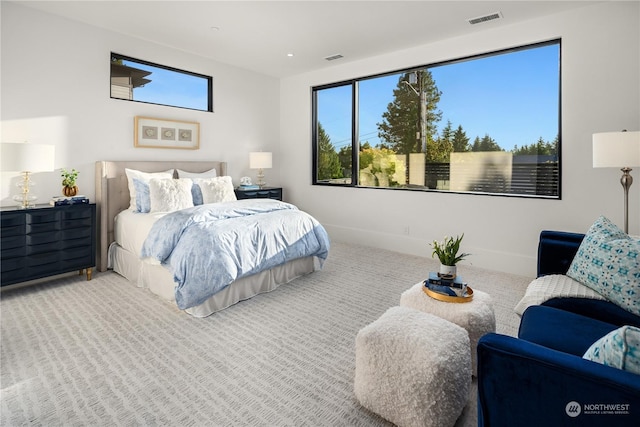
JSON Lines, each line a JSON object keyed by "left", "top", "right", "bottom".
{"left": 114, "top": 209, "right": 166, "bottom": 255}
{"left": 109, "top": 207, "right": 320, "bottom": 317}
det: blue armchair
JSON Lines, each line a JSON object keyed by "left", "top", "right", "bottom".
{"left": 477, "top": 230, "right": 640, "bottom": 427}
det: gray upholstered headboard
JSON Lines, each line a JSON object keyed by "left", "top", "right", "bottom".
{"left": 94, "top": 161, "right": 228, "bottom": 272}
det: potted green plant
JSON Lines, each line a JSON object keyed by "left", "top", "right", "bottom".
{"left": 61, "top": 168, "right": 79, "bottom": 197}
{"left": 430, "top": 234, "right": 470, "bottom": 277}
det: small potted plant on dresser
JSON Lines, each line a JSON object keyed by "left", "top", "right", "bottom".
{"left": 61, "top": 168, "right": 79, "bottom": 197}
{"left": 430, "top": 234, "right": 470, "bottom": 278}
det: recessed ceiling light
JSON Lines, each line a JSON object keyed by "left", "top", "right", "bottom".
{"left": 287, "top": 53, "right": 295, "bottom": 57}
{"left": 210, "top": 26, "right": 220, "bottom": 31}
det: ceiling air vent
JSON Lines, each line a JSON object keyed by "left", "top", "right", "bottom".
{"left": 468, "top": 11, "right": 503, "bottom": 25}
{"left": 324, "top": 54, "right": 344, "bottom": 61}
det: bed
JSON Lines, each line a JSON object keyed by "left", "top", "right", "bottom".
{"left": 95, "top": 161, "right": 329, "bottom": 317}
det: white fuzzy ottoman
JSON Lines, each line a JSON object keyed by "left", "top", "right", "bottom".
{"left": 354, "top": 306, "right": 471, "bottom": 427}
{"left": 400, "top": 282, "right": 496, "bottom": 376}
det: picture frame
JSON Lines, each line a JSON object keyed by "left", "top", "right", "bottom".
{"left": 134, "top": 116, "right": 200, "bottom": 149}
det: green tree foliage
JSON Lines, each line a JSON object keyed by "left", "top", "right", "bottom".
{"left": 338, "top": 144, "right": 352, "bottom": 175}
{"left": 377, "top": 70, "right": 443, "bottom": 165}
{"left": 512, "top": 136, "right": 558, "bottom": 156}
{"left": 317, "top": 123, "right": 343, "bottom": 180}
{"left": 359, "top": 146, "right": 399, "bottom": 187}
{"left": 431, "top": 120, "right": 454, "bottom": 163}
{"left": 471, "top": 134, "right": 503, "bottom": 152}
{"left": 452, "top": 125, "right": 470, "bottom": 152}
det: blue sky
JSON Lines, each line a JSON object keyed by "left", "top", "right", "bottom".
{"left": 318, "top": 43, "right": 560, "bottom": 152}
{"left": 123, "top": 60, "right": 209, "bottom": 111}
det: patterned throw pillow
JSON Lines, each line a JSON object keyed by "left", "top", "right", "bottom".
{"left": 132, "top": 178, "right": 151, "bottom": 213}
{"left": 567, "top": 216, "right": 640, "bottom": 316}
{"left": 583, "top": 325, "right": 640, "bottom": 374}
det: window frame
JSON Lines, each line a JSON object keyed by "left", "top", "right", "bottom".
{"left": 311, "top": 39, "right": 562, "bottom": 200}
{"left": 110, "top": 52, "right": 213, "bottom": 112}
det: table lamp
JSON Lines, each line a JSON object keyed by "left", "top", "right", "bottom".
{"left": 1, "top": 142, "right": 55, "bottom": 208}
{"left": 249, "top": 152, "right": 272, "bottom": 188}
{"left": 592, "top": 130, "right": 640, "bottom": 233}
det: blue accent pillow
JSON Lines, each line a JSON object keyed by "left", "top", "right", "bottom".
{"left": 583, "top": 325, "right": 640, "bottom": 374}
{"left": 133, "top": 178, "right": 151, "bottom": 213}
{"left": 567, "top": 216, "right": 640, "bottom": 316}
{"left": 191, "top": 183, "right": 203, "bottom": 206}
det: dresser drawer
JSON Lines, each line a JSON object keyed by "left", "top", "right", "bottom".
{"left": 27, "top": 251, "right": 60, "bottom": 268}
{"left": 61, "top": 245, "right": 93, "bottom": 268}
{"left": 1, "top": 264, "right": 27, "bottom": 284}
{"left": 61, "top": 237, "right": 92, "bottom": 251}
{"left": 61, "top": 217, "right": 93, "bottom": 229}
{"left": 61, "top": 227, "right": 92, "bottom": 241}
{"left": 26, "top": 210, "right": 61, "bottom": 225}
{"left": 1, "top": 213, "right": 25, "bottom": 228}
{"left": 1, "top": 257, "right": 26, "bottom": 273}
{"left": 28, "top": 222, "right": 62, "bottom": 234}
{"left": 27, "top": 230, "right": 61, "bottom": 246}
{"left": 1, "top": 234, "right": 26, "bottom": 251}
{"left": 61, "top": 206, "right": 93, "bottom": 220}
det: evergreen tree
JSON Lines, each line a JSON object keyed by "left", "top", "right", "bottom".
{"left": 338, "top": 145, "right": 352, "bottom": 175}
{"left": 440, "top": 120, "right": 454, "bottom": 147}
{"left": 471, "top": 134, "right": 503, "bottom": 152}
{"left": 452, "top": 125, "right": 470, "bottom": 152}
{"left": 317, "top": 123, "right": 343, "bottom": 180}
{"left": 512, "top": 136, "right": 558, "bottom": 156}
{"left": 377, "top": 70, "right": 443, "bottom": 180}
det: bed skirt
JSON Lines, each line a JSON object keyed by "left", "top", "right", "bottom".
{"left": 108, "top": 242, "right": 319, "bottom": 317}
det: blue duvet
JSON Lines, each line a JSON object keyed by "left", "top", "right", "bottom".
{"left": 140, "top": 199, "right": 330, "bottom": 310}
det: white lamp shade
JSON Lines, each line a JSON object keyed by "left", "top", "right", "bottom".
{"left": 593, "top": 131, "right": 640, "bottom": 168}
{"left": 1, "top": 142, "right": 55, "bottom": 172}
{"left": 249, "top": 152, "right": 272, "bottom": 169}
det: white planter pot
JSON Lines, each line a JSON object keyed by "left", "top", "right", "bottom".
{"left": 439, "top": 264, "right": 457, "bottom": 278}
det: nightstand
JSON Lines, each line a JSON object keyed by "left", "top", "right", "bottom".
{"left": 0, "top": 203, "right": 96, "bottom": 287}
{"left": 234, "top": 187, "right": 283, "bottom": 201}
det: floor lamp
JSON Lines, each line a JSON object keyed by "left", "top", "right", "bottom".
{"left": 1, "top": 142, "right": 55, "bottom": 209}
{"left": 593, "top": 130, "right": 640, "bottom": 233}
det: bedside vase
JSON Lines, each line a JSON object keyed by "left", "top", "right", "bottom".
{"left": 63, "top": 186, "right": 78, "bottom": 197}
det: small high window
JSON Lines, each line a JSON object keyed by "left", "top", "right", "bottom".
{"left": 111, "top": 53, "right": 213, "bottom": 112}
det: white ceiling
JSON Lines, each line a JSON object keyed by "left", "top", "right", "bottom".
{"left": 14, "top": 0, "right": 599, "bottom": 78}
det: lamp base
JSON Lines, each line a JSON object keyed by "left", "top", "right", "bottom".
{"left": 13, "top": 171, "right": 37, "bottom": 209}
{"left": 256, "top": 168, "right": 266, "bottom": 189}
{"left": 620, "top": 167, "right": 633, "bottom": 234}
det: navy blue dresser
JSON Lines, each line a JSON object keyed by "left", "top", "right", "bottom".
{"left": 1, "top": 203, "right": 96, "bottom": 286}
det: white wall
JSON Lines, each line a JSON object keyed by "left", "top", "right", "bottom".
{"left": 1, "top": 2, "right": 281, "bottom": 206}
{"left": 280, "top": 1, "right": 640, "bottom": 277}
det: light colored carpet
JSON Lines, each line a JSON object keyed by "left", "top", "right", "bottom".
{"left": 1, "top": 242, "right": 531, "bottom": 426}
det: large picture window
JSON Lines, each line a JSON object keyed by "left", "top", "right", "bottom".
{"left": 111, "top": 53, "right": 213, "bottom": 112}
{"left": 312, "top": 40, "right": 561, "bottom": 198}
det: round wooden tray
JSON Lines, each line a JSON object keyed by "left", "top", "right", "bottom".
{"left": 423, "top": 284, "right": 474, "bottom": 303}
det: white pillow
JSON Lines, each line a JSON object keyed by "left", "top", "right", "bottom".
{"left": 148, "top": 178, "right": 194, "bottom": 213}
{"left": 175, "top": 168, "right": 217, "bottom": 179}
{"left": 125, "top": 168, "right": 174, "bottom": 210}
{"left": 196, "top": 176, "right": 237, "bottom": 204}
{"left": 513, "top": 274, "right": 605, "bottom": 316}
